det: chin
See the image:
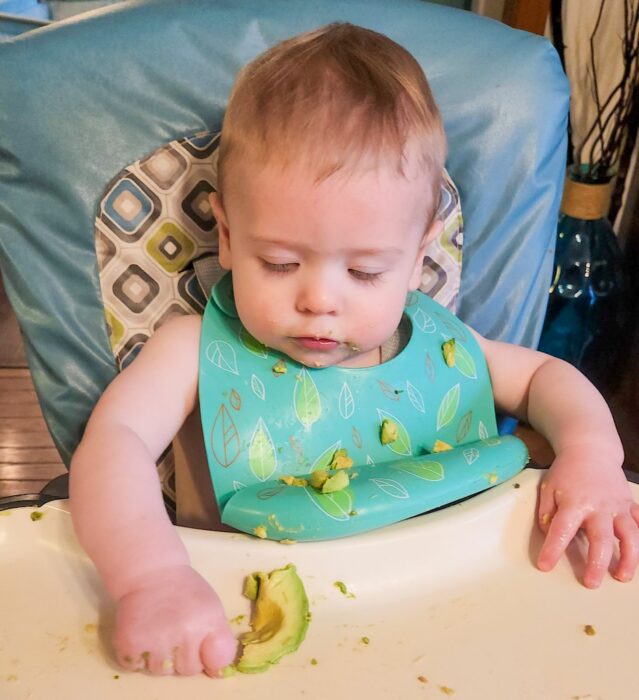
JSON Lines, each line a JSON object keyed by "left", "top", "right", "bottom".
{"left": 294, "top": 354, "right": 338, "bottom": 369}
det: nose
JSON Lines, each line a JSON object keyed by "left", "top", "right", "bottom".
{"left": 295, "top": 268, "right": 340, "bottom": 316}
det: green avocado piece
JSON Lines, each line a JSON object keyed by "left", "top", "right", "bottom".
{"left": 380, "top": 418, "right": 399, "bottom": 445}
{"left": 243, "top": 573, "right": 259, "bottom": 601}
{"left": 237, "top": 564, "right": 309, "bottom": 674}
{"left": 321, "top": 469, "right": 349, "bottom": 494}
{"left": 442, "top": 337, "right": 456, "bottom": 367}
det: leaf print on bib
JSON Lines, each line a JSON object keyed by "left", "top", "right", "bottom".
{"left": 312, "top": 441, "right": 342, "bottom": 471}
{"left": 377, "top": 409, "right": 411, "bottom": 456}
{"left": 210, "top": 404, "right": 240, "bottom": 467}
{"left": 229, "top": 388, "right": 241, "bottom": 411}
{"left": 378, "top": 380, "right": 401, "bottom": 401}
{"left": 425, "top": 351, "right": 436, "bottom": 383}
{"left": 478, "top": 421, "right": 501, "bottom": 446}
{"left": 351, "top": 426, "right": 363, "bottom": 449}
{"left": 248, "top": 418, "right": 278, "bottom": 481}
{"left": 232, "top": 480, "right": 246, "bottom": 492}
{"left": 395, "top": 459, "right": 444, "bottom": 481}
{"left": 456, "top": 410, "right": 473, "bottom": 443}
{"left": 463, "top": 448, "right": 480, "bottom": 465}
{"left": 206, "top": 340, "right": 239, "bottom": 375}
{"left": 257, "top": 484, "right": 287, "bottom": 500}
{"left": 239, "top": 327, "right": 268, "bottom": 357}
{"left": 413, "top": 308, "right": 437, "bottom": 334}
{"left": 405, "top": 291, "right": 419, "bottom": 307}
{"left": 434, "top": 312, "right": 469, "bottom": 342}
{"left": 437, "top": 383, "right": 460, "bottom": 430}
{"left": 338, "top": 382, "right": 355, "bottom": 419}
{"left": 406, "top": 381, "right": 426, "bottom": 414}
{"left": 295, "top": 369, "right": 321, "bottom": 430}
{"left": 371, "top": 478, "right": 410, "bottom": 499}
{"left": 250, "top": 373, "right": 266, "bottom": 401}
{"left": 454, "top": 341, "right": 477, "bottom": 380}
{"left": 305, "top": 487, "right": 353, "bottom": 521}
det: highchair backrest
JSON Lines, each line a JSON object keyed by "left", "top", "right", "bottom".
{"left": 0, "top": 0, "right": 569, "bottom": 523}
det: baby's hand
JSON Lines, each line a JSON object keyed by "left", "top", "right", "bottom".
{"left": 113, "top": 564, "right": 237, "bottom": 676}
{"left": 536, "top": 450, "right": 639, "bottom": 588}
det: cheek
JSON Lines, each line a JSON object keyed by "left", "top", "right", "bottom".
{"left": 233, "top": 285, "right": 279, "bottom": 338}
{"left": 352, "top": 289, "right": 405, "bottom": 335}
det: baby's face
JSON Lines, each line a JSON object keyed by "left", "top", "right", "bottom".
{"left": 210, "top": 157, "right": 439, "bottom": 368}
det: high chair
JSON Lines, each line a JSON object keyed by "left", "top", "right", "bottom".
{"left": 2, "top": 1, "right": 637, "bottom": 698}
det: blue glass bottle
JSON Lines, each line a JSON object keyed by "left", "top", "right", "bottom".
{"left": 538, "top": 170, "right": 624, "bottom": 371}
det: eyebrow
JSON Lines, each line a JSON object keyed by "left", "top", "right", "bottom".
{"left": 249, "top": 237, "right": 404, "bottom": 257}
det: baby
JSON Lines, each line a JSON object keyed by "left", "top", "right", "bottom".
{"left": 69, "top": 23, "right": 639, "bottom": 677}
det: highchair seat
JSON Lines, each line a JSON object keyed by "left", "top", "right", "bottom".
{"left": 0, "top": 0, "right": 568, "bottom": 521}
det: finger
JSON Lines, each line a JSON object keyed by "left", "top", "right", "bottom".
{"left": 116, "top": 649, "right": 146, "bottom": 672}
{"left": 537, "top": 481, "right": 558, "bottom": 533}
{"left": 201, "top": 631, "right": 238, "bottom": 677}
{"left": 146, "top": 649, "right": 176, "bottom": 676}
{"left": 630, "top": 502, "right": 639, "bottom": 527}
{"left": 175, "top": 641, "right": 204, "bottom": 676}
{"left": 583, "top": 514, "right": 614, "bottom": 589}
{"left": 613, "top": 514, "right": 639, "bottom": 583}
{"left": 537, "top": 505, "right": 583, "bottom": 572}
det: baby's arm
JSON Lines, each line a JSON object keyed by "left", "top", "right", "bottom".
{"left": 472, "top": 330, "right": 639, "bottom": 588}
{"left": 70, "top": 314, "right": 236, "bottom": 675}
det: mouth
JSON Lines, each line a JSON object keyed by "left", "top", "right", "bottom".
{"left": 293, "top": 336, "right": 340, "bottom": 351}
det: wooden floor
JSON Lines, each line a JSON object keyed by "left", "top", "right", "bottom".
{"left": 0, "top": 368, "right": 66, "bottom": 498}
{"left": 0, "top": 276, "right": 66, "bottom": 499}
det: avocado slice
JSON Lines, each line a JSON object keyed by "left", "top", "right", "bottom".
{"left": 236, "top": 564, "right": 309, "bottom": 673}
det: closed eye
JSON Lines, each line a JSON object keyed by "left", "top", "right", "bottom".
{"left": 349, "top": 269, "right": 382, "bottom": 283}
{"left": 261, "top": 260, "right": 298, "bottom": 274}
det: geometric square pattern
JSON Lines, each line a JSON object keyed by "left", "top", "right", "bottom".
{"left": 421, "top": 174, "right": 464, "bottom": 312}
{"left": 140, "top": 144, "right": 188, "bottom": 191}
{"left": 113, "top": 263, "right": 161, "bottom": 314}
{"left": 181, "top": 179, "right": 215, "bottom": 231}
{"left": 100, "top": 173, "right": 161, "bottom": 242}
{"left": 95, "top": 130, "right": 219, "bottom": 371}
{"left": 145, "top": 221, "right": 196, "bottom": 274}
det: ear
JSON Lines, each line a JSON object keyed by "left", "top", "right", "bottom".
{"left": 209, "top": 191, "right": 232, "bottom": 270}
{"left": 408, "top": 218, "right": 443, "bottom": 291}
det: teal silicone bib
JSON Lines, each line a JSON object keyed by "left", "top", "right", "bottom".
{"left": 199, "top": 273, "right": 528, "bottom": 540}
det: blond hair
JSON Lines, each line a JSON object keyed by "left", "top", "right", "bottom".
{"left": 217, "top": 23, "right": 447, "bottom": 218}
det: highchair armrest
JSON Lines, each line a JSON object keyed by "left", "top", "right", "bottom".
{"left": 0, "top": 472, "right": 67, "bottom": 511}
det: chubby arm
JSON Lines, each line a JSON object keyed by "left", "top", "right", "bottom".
{"left": 472, "top": 329, "right": 639, "bottom": 588}
{"left": 70, "top": 314, "right": 236, "bottom": 674}
{"left": 70, "top": 314, "right": 199, "bottom": 597}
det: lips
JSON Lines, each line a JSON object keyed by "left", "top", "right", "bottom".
{"left": 294, "top": 337, "right": 340, "bottom": 351}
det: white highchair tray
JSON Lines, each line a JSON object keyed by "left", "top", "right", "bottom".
{"left": 1, "top": 469, "right": 637, "bottom": 700}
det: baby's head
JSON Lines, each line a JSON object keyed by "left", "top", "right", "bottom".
{"left": 210, "top": 23, "right": 447, "bottom": 368}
